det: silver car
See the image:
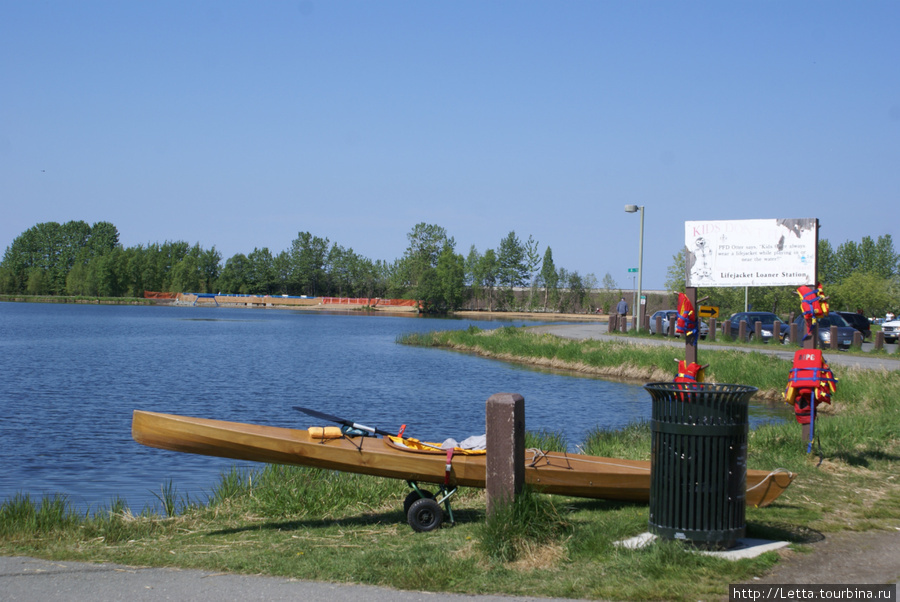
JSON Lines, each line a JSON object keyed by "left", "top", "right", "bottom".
{"left": 648, "top": 310, "right": 708, "bottom": 339}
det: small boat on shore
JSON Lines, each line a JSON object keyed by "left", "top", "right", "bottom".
{"left": 131, "top": 410, "right": 794, "bottom": 508}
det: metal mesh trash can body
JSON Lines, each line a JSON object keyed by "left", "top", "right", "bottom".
{"left": 645, "top": 382, "right": 756, "bottom": 549}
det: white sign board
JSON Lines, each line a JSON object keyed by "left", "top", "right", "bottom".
{"left": 684, "top": 218, "right": 817, "bottom": 287}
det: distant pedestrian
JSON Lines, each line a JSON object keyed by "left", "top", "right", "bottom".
{"left": 616, "top": 297, "right": 628, "bottom": 317}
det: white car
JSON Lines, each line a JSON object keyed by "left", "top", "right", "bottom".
{"left": 882, "top": 318, "right": 900, "bottom": 344}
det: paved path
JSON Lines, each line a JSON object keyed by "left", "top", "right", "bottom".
{"left": 0, "top": 556, "right": 578, "bottom": 602}
{"left": 529, "top": 323, "right": 900, "bottom": 372}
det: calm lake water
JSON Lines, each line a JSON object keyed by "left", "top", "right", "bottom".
{"left": 0, "top": 302, "right": 790, "bottom": 513}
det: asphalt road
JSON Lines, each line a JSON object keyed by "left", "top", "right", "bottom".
{"left": 530, "top": 323, "right": 900, "bottom": 372}
{"left": 0, "top": 556, "right": 578, "bottom": 602}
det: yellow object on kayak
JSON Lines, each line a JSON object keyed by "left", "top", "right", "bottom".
{"left": 308, "top": 426, "right": 343, "bottom": 439}
{"left": 387, "top": 436, "right": 486, "bottom": 455}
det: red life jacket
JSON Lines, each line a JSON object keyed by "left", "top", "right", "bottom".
{"left": 673, "top": 360, "right": 704, "bottom": 400}
{"left": 675, "top": 293, "right": 698, "bottom": 344}
{"left": 674, "top": 360, "right": 704, "bottom": 384}
{"left": 797, "top": 283, "right": 829, "bottom": 339}
{"left": 783, "top": 348, "right": 837, "bottom": 424}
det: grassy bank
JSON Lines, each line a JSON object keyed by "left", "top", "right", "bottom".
{"left": 2, "top": 326, "right": 899, "bottom": 600}
{"left": 0, "top": 294, "right": 155, "bottom": 305}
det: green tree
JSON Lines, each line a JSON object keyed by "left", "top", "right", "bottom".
{"left": 170, "top": 254, "right": 202, "bottom": 294}
{"left": 398, "top": 223, "right": 453, "bottom": 292}
{"left": 833, "top": 240, "right": 861, "bottom": 283}
{"left": 218, "top": 253, "right": 252, "bottom": 294}
{"left": 817, "top": 240, "right": 838, "bottom": 284}
{"left": 477, "top": 248, "right": 499, "bottom": 311}
{"left": 0, "top": 265, "right": 15, "bottom": 293}
{"left": 540, "top": 247, "right": 557, "bottom": 310}
{"left": 861, "top": 235, "right": 899, "bottom": 279}
{"left": 290, "top": 232, "right": 330, "bottom": 296}
{"left": 497, "top": 231, "right": 527, "bottom": 290}
{"left": 26, "top": 269, "right": 51, "bottom": 295}
{"left": 1, "top": 221, "right": 123, "bottom": 294}
{"left": 830, "top": 271, "right": 894, "bottom": 316}
{"left": 665, "top": 249, "right": 686, "bottom": 294}
{"left": 464, "top": 245, "right": 482, "bottom": 309}
{"left": 273, "top": 251, "right": 292, "bottom": 295}
{"left": 420, "top": 244, "right": 465, "bottom": 313}
{"left": 199, "top": 247, "right": 222, "bottom": 293}
{"left": 88, "top": 221, "right": 120, "bottom": 255}
{"left": 523, "top": 235, "right": 542, "bottom": 309}
{"left": 247, "top": 247, "right": 276, "bottom": 294}
{"left": 90, "top": 248, "right": 128, "bottom": 297}
{"left": 326, "top": 244, "right": 352, "bottom": 297}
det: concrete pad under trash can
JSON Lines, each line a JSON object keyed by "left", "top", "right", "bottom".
{"left": 615, "top": 532, "right": 789, "bottom": 560}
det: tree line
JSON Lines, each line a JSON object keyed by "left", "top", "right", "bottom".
{"left": 0, "top": 220, "right": 625, "bottom": 314}
{"left": 664, "top": 234, "right": 900, "bottom": 318}
{"left": 8, "top": 220, "right": 890, "bottom": 317}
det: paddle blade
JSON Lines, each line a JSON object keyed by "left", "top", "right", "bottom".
{"left": 293, "top": 406, "right": 345, "bottom": 424}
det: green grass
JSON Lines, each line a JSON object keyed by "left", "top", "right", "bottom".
{"left": 2, "top": 325, "right": 898, "bottom": 600}
{"left": 0, "top": 294, "right": 155, "bottom": 305}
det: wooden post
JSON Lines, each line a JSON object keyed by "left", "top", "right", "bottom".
{"left": 485, "top": 393, "right": 525, "bottom": 517}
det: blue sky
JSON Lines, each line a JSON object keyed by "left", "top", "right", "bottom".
{"left": 2, "top": 1, "right": 897, "bottom": 290}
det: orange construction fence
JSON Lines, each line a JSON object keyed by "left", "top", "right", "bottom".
{"left": 321, "top": 297, "right": 419, "bottom": 307}
{"left": 144, "top": 291, "right": 177, "bottom": 299}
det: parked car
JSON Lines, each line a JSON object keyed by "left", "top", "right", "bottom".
{"left": 785, "top": 313, "right": 857, "bottom": 349}
{"left": 648, "top": 309, "right": 709, "bottom": 339}
{"left": 882, "top": 317, "right": 900, "bottom": 343}
{"left": 727, "top": 312, "right": 789, "bottom": 343}
{"left": 836, "top": 311, "right": 871, "bottom": 341}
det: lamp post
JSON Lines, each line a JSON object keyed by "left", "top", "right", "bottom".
{"left": 624, "top": 204, "right": 644, "bottom": 331}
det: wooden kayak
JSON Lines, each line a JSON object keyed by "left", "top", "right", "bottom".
{"left": 131, "top": 410, "right": 794, "bottom": 507}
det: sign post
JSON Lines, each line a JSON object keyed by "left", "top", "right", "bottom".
{"left": 682, "top": 218, "right": 820, "bottom": 366}
{"left": 628, "top": 268, "right": 638, "bottom": 331}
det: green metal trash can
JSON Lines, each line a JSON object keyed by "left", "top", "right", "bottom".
{"left": 645, "top": 382, "right": 757, "bottom": 549}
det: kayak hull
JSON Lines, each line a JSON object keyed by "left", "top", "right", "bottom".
{"left": 131, "top": 410, "right": 793, "bottom": 507}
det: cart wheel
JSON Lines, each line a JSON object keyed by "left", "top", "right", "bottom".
{"left": 408, "top": 498, "right": 443, "bottom": 532}
{"left": 403, "top": 489, "right": 435, "bottom": 515}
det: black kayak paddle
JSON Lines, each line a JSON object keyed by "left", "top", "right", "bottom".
{"left": 293, "top": 406, "right": 394, "bottom": 437}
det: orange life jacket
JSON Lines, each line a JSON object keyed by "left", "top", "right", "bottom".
{"left": 783, "top": 348, "right": 837, "bottom": 425}
{"left": 675, "top": 293, "right": 698, "bottom": 345}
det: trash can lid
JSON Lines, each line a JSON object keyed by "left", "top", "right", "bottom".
{"left": 643, "top": 382, "right": 758, "bottom": 394}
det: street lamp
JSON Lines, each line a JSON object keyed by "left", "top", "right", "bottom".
{"left": 624, "top": 204, "right": 644, "bottom": 331}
